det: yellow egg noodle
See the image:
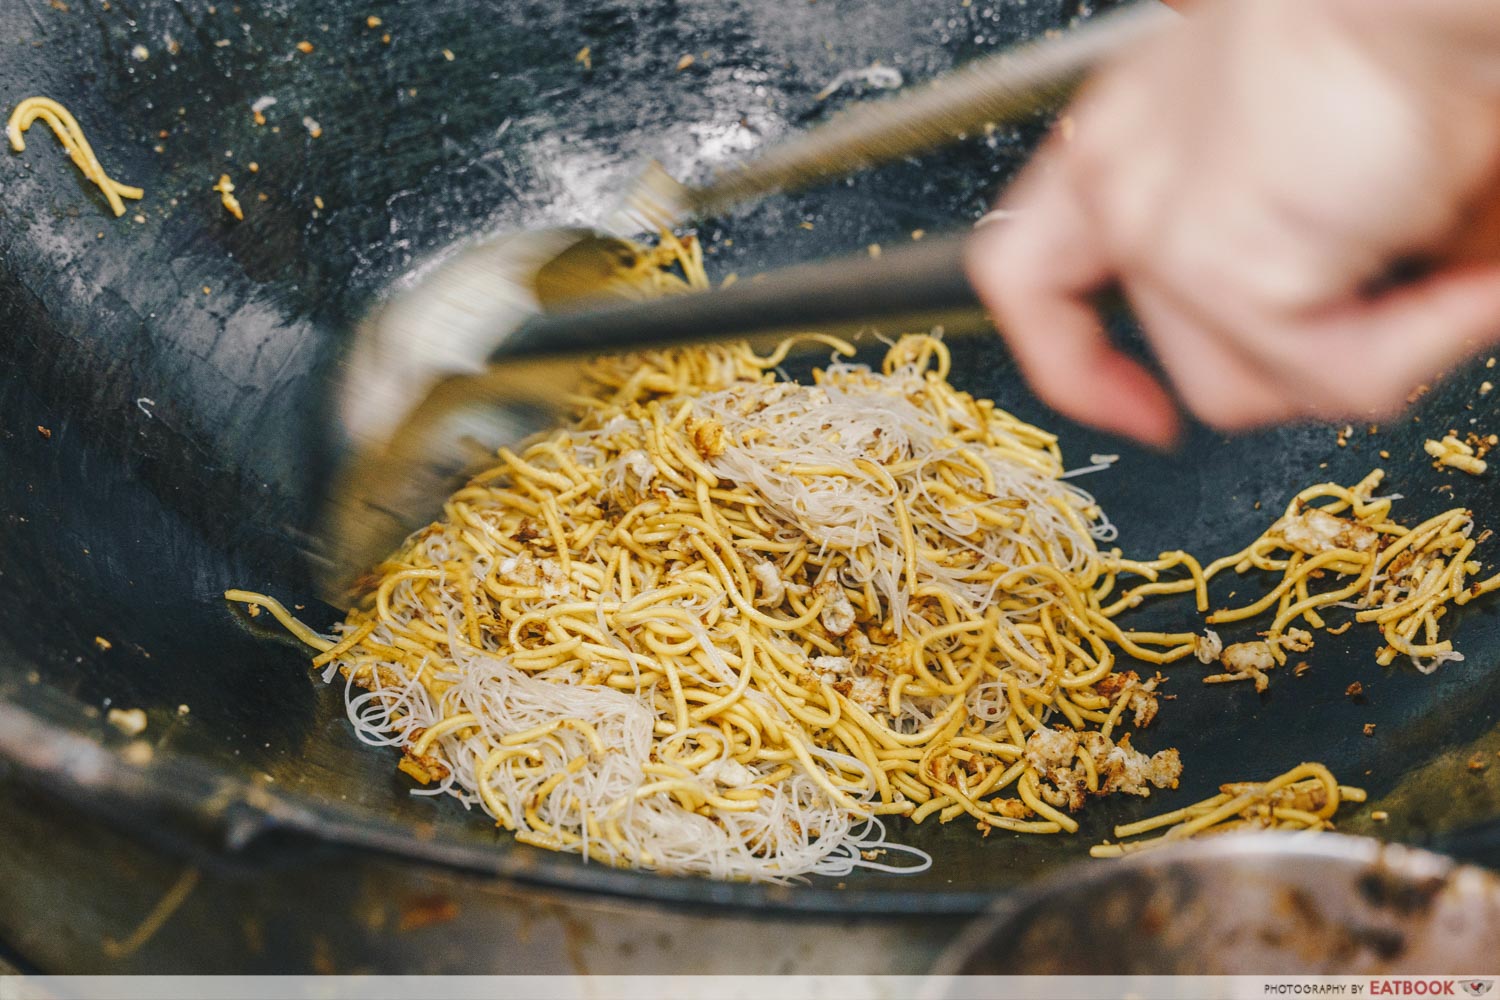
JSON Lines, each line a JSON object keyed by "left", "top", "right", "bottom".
{"left": 1091, "top": 762, "right": 1368, "bottom": 858}
{"left": 7, "top": 96, "right": 144, "bottom": 218}
{"left": 229, "top": 234, "right": 1500, "bottom": 880}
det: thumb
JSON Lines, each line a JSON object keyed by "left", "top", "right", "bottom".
{"left": 967, "top": 163, "right": 1180, "bottom": 448}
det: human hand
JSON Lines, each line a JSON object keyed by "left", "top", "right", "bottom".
{"left": 966, "top": 0, "right": 1500, "bottom": 446}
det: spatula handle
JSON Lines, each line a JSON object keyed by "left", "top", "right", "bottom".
{"left": 681, "top": 2, "right": 1175, "bottom": 218}
{"left": 494, "top": 234, "right": 983, "bottom": 361}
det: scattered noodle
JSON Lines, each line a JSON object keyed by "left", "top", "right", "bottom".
{"left": 1426, "top": 435, "right": 1488, "bottom": 476}
{"left": 224, "top": 589, "right": 332, "bottom": 652}
{"left": 1090, "top": 763, "right": 1367, "bottom": 858}
{"left": 7, "top": 96, "right": 144, "bottom": 217}
{"left": 101, "top": 867, "right": 201, "bottom": 959}
{"left": 1201, "top": 471, "right": 1498, "bottom": 675}
{"left": 214, "top": 173, "right": 244, "bottom": 220}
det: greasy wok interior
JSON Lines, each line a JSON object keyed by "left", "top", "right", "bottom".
{"left": 3, "top": 0, "right": 1500, "bottom": 914}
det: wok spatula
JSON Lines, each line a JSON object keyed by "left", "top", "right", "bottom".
{"left": 319, "top": 2, "right": 1176, "bottom": 598}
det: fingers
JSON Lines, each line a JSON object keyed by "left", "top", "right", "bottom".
{"left": 1448, "top": 194, "right": 1500, "bottom": 267}
{"left": 1144, "top": 263, "right": 1500, "bottom": 424}
{"left": 1302, "top": 264, "right": 1500, "bottom": 414}
{"left": 1123, "top": 281, "right": 1304, "bottom": 431}
{"left": 969, "top": 43, "right": 1500, "bottom": 442}
{"left": 974, "top": 166, "right": 1500, "bottom": 437}
{"left": 966, "top": 158, "right": 1180, "bottom": 448}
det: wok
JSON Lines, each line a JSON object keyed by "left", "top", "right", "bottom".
{"left": 3, "top": 0, "right": 1500, "bottom": 972}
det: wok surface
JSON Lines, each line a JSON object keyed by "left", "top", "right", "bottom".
{"left": 2, "top": 0, "right": 1500, "bottom": 915}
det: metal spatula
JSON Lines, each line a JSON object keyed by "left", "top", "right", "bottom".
{"left": 319, "top": 2, "right": 1176, "bottom": 597}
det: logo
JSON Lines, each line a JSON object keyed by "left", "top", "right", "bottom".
{"left": 1461, "top": 983, "right": 1494, "bottom": 997}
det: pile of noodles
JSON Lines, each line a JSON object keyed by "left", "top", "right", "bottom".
{"left": 231, "top": 235, "right": 1500, "bottom": 880}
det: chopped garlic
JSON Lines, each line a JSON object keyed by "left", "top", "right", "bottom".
{"left": 751, "top": 560, "right": 785, "bottom": 607}
{"left": 108, "top": 707, "right": 148, "bottom": 737}
{"left": 816, "top": 579, "right": 855, "bottom": 636}
{"left": 1194, "top": 629, "right": 1222, "bottom": 664}
{"left": 1275, "top": 508, "right": 1377, "bottom": 555}
{"left": 1209, "top": 641, "right": 1277, "bottom": 692}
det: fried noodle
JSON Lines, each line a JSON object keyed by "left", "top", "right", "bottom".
{"left": 230, "top": 235, "right": 1500, "bottom": 879}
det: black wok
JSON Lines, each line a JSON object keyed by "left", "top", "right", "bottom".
{"left": 3, "top": 0, "right": 1500, "bottom": 972}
